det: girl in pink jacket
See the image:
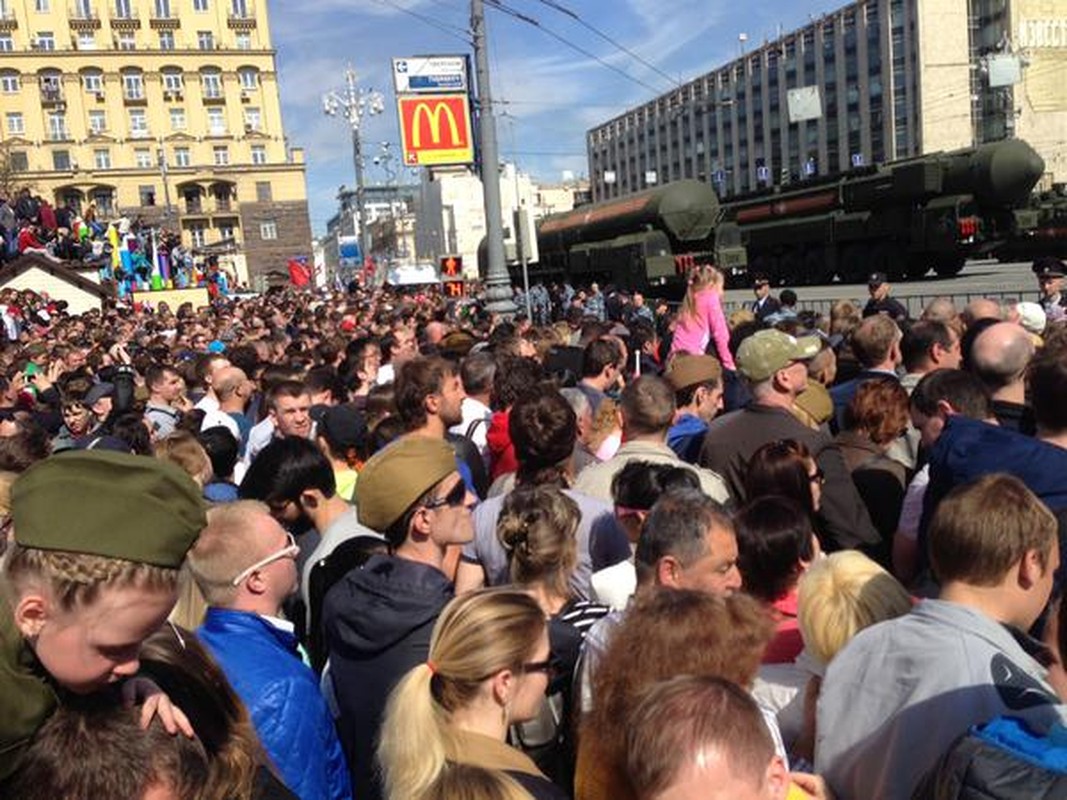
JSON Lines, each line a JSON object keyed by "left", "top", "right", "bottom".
{"left": 669, "top": 264, "right": 736, "bottom": 370}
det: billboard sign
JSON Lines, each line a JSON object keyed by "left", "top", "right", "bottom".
{"left": 392, "top": 56, "right": 468, "bottom": 94}
{"left": 397, "top": 93, "right": 475, "bottom": 166}
{"left": 787, "top": 86, "right": 823, "bottom": 123}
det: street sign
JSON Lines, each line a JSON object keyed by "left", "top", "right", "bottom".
{"left": 757, "top": 165, "right": 770, "bottom": 182}
{"left": 392, "top": 56, "right": 468, "bottom": 94}
{"left": 851, "top": 152, "right": 865, "bottom": 167}
{"left": 396, "top": 93, "right": 474, "bottom": 167}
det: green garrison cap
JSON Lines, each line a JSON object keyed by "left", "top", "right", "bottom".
{"left": 356, "top": 436, "right": 457, "bottom": 533}
{"left": 12, "top": 451, "right": 207, "bottom": 568}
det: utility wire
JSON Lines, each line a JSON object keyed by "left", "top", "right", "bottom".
{"left": 483, "top": 0, "right": 667, "bottom": 96}
{"left": 367, "top": 0, "right": 472, "bottom": 44}
{"left": 528, "top": 0, "right": 681, "bottom": 90}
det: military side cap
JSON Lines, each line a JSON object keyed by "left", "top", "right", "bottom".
{"left": 356, "top": 435, "right": 457, "bottom": 533}
{"left": 12, "top": 451, "right": 206, "bottom": 568}
{"left": 736, "top": 330, "right": 822, "bottom": 383}
{"left": 665, "top": 354, "right": 723, "bottom": 392}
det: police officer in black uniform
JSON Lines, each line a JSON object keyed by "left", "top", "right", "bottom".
{"left": 862, "top": 272, "right": 908, "bottom": 322}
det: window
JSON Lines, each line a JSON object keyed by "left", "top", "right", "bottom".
{"left": 193, "top": 0, "right": 208, "bottom": 10}
{"left": 53, "top": 150, "right": 71, "bottom": 171}
{"left": 169, "top": 107, "right": 185, "bottom": 130}
{"left": 5, "top": 112, "right": 22, "bottom": 134}
{"left": 162, "top": 70, "right": 183, "bottom": 92}
{"left": 94, "top": 148, "right": 111, "bottom": 169}
{"left": 158, "top": 30, "right": 174, "bottom": 50}
{"left": 197, "top": 31, "right": 213, "bottom": 50}
{"left": 231, "top": 0, "right": 248, "bottom": 17}
{"left": 117, "top": 31, "right": 135, "bottom": 50}
{"left": 0, "top": 34, "right": 12, "bottom": 52}
{"left": 259, "top": 221, "right": 277, "bottom": 240}
{"left": 128, "top": 108, "right": 148, "bottom": 137}
{"left": 255, "top": 180, "right": 271, "bottom": 202}
{"left": 77, "top": 32, "right": 96, "bottom": 50}
{"left": 202, "top": 72, "right": 222, "bottom": 98}
{"left": 238, "top": 68, "right": 257, "bottom": 90}
{"left": 135, "top": 147, "right": 152, "bottom": 168}
{"left": 243, "top": 107, "right": 261, "bottom": 132}
{"left": 190, "top": 224, "right": 206, "bottom": 247}
{"left": 173, "top": 146, "right": 190, "bottom": 167}
{"left": 73, "top": 0, "right": 93, "bottom": 19}
{"left": 154, "top": 0, "right": 171, "bottom": 17}
{"left": 250, "top": 144, "right": 266, "bottom": 165}
{"left": 88, "top": 109, "right": 107, "bottom": 133}
{"left": 83, "top": 71, "right": 103, "bottom": 93}
{"left": 0, "top": 73, "right": 18, "bottom": 93}
{"left": 207, "top": 107, "right": 225, "bottom": 134}
{"left": 139, "top": 185, "right": 156, "bottom": 206}
{"left": 40, "top": 74, "right": 62, "bottom": 102}
{"left": 219, "top": 222, "right": 235, "bottom": 240}
{"left": 36, "top": 32, "right": 55, "bottom": 50}
{"left": 47, "top": 112, "right": 68, "bottom": 140}
{"left": 122, "top": 72, "right": 143, "bottom": 100}
{"left": 8, "top": 151, "right": 28, "bottom": 171}
{"left": 34, "top": 0, "right": 48, "bottom": 11}
{"left": 235, "top": 32, "right": 251, "bottom": 50}
{"left": 93, "top": 189, "right": 114, "bottom": 215}
{"left": 213, "top": 145, "right": 229, "bottom": 166}
{"left": 114, "top": 0, "right": 131, "bottom": 17}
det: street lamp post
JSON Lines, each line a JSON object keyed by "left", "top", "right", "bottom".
{"left": 323, "top": 66, "right": 384, "bottom": 285}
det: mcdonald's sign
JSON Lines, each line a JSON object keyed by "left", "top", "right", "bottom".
{"left": 397, "top": 93, "right": 474, "bottom": 167}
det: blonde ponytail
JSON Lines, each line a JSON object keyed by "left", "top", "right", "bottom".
{"left": 378, "top": 663, "right": 451, "bottom": 800}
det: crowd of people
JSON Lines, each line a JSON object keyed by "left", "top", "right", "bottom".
{"left": 1, "top": 252, "right": 1067, "bottom": 800}
{"left": 0, "top": 188, "right": 234, "bottom": 296}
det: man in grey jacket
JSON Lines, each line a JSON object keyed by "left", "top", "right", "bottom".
{"left": 816, "top": 474, "right": 1067, "bottom": 800}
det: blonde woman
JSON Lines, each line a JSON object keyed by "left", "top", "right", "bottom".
{"left": 378, "top": 589, "right": 568, "bottom": 800}
{"left": 669, "top": 264, "right": 736, "bottom": 372}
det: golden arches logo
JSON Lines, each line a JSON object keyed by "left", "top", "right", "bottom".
{"left": 410, "top": 100, "right": 462, "bottom": 148}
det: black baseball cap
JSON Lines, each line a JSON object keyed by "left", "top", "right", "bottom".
{"left": 868, "top": 272, "right": 888, "bottom": 287}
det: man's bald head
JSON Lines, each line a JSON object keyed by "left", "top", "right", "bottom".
{"left": 971, "top": 322, "right": 1034, "bottom": 391}
{"left": 962, "top": 298, "right": 1003, "bottom": 329}
{"left": 214, "top": 366, "right": 249, "bottom": 400}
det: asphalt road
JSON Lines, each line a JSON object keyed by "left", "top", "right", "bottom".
{"left": 721, "top": 259, "right": 1044, "bottom": 317}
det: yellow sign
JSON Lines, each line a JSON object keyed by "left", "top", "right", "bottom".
{"left": 397, "top": 93, "right": 475, "bottom": 167}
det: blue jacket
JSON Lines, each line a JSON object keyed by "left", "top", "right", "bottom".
{"left": 920, "top": 416, "right": 1067, "bottom": 580}
{"left": 198, "top": 608, "right": 352, "bottom": 800}
{"left": 667, "top": 413, "right": 708, "bottom": 464}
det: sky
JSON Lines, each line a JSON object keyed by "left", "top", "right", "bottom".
{"left": 268, "top": 0, "right": 841, "bottom": 234}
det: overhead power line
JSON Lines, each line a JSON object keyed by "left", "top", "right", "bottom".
{"left": 529, "top": 0, "right": 681, "bottom": 89}
{"left": 367, "top": 0, "right": 472, "bottom": 44}
{"left": 483, "top": 0, "right": 668, "bottom": 96}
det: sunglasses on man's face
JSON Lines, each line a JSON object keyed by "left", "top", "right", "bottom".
{"left": 423, "top": 479, "right": 469, "bottom": 511}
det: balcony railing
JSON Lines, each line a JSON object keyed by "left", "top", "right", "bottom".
{"left": 227, "top": 4, "right": 256, "bottom": 28}
{"left": 149, "top": 12, "right": 179, "bottom": 28}
{"left": 69, "top": 6, "right": 101, "bottom": 27}
{"left": 0, "top": 9, "right": 17, "bottom": 29}
{"left": 109, "top": 9, "right": 139, "bottom": 28}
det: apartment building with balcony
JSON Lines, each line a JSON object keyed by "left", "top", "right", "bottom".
{"left": 0, "top": 0, "right": 310, "bottom": 285}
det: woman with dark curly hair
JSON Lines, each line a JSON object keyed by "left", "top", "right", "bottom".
{"left": 575, "top": 588, "right": 775, "bottom": 800}
{"left": 835, "top": 377, "right": 910, "bottom": 554}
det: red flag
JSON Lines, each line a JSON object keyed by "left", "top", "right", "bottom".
{"left": 288, "top": 257, "right": 311, "bottom": 287}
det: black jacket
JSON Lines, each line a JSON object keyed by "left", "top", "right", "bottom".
{"left": 699, "top": 403, "right": 881, "bottom": 552}
{"left": 323, "top": 554, "right": 453, "bottom": 800}
{"left": 912, "top": 718, "right": 1067, "bottom": 800}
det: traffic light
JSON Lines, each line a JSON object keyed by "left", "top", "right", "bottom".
{"left": 440, "top": 255, "right": 463, "bottom": 277}
{"left": 443, "top": 280, "right": 464, "bottom": 297}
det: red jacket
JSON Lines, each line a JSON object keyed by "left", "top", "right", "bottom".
{"left": 486, "top": 409, "right": 518, "bottom": 480}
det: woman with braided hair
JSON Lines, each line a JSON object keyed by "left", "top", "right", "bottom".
{"left": 497, "top": 485, "right": 611, "bottom": 785}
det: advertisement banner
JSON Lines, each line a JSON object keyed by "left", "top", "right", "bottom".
{"left": 397, "top": 93, "right": 475, "bottom": 167}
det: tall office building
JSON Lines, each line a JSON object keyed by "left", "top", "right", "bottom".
{"left": 0, "top": 0, "right": 310, "bottom": 285}
{"left": 587, "top": 0, "right": 1066, "bottom": 202}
